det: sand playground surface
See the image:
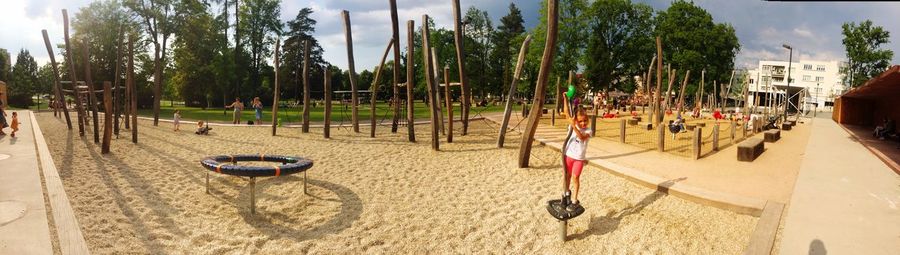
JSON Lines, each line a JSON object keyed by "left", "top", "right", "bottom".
{"left": 36, "top": 112, "right": 756, "bottom": 254}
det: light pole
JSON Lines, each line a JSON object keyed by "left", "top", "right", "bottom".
{"left": 782, "top": 44, "right": 792, "bottom": 122}
{"left": 815, "top": 82, "right": 819, "bottom": 117}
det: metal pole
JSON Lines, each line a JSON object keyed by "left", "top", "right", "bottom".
{"left": 783, "top": 45, "right": 792, "bottom": 121}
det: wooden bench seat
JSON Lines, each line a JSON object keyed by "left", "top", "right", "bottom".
{"left": 764, "top": 129, "right": 781, "bottom": 142}
{"left": 685, "top": 124, "right": 697, "bottom": 131}
{"left": 738, "top": 138, "right": 765, "bottom": 162}
{"left": 627, "top": 119, "right": 639, "bottom": 125}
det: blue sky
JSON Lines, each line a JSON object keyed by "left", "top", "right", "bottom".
{"left": 2, "top": 0, "right": 898, "bottom": 72}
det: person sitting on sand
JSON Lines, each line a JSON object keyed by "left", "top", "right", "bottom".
{"left": 195, "top": 121, "right": 212, "bottom": 135}
{"left": 225, "top": 97, "right": 244, "bottom": 124}
{"left": 562, "top": 104, "right": 592, "bottom": 212}
{"left": 173, "top": 110, "right": 181, "bottom": 131}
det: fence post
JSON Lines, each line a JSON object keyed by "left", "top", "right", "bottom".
{"left": 730, "top": 120, "right": 736, "bottom": 143}
{"left": 657, "top": 123, "right": 665, "bottom": 152}
{"left": 713, "top": 123, "right": 720, "bottom": 151}
{"left": 619, "top": 118, "right": 626, "bottom": 143}
{"left": 591, "top": 115, "right": 597, "bottom": 133}
{"left": 693, "top": 127, "right": 702, "bottom": 159}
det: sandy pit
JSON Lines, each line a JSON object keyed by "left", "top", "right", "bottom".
{"left": 37, "top": 112, "right": 756, "bottom": 254}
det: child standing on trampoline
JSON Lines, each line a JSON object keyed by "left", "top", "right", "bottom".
{"left": 563, "top": 101, "right": 592, "bottom": 212}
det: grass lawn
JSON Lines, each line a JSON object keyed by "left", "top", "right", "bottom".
{"left": 134, "top": 101, "right": 519, "bottom": 124}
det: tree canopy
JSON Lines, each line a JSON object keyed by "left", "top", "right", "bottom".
{"left": 842, "top": 20, "right": 893, "bottom": 87}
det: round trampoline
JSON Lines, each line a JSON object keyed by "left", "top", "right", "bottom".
{"left": 200, "top": 154, "right": 314, "bottom": 214}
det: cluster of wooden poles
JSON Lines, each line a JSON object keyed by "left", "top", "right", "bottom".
{"left": 42, "top": 9, "right": 139, "bottom": 154}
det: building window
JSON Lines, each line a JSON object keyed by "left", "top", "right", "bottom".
{"left": 817, "top": 65, "right": 826, "bottom": 71}
{"left": 803, "top": 75, "right": 811, "bottom": 81}
{"left": 815, "top": 76, "right": 824, "bottom": 82}
{"left": 804, "top": 64, "right": 813, "bottom": 70}
{"left": 749, "top": 79, "right": 754, "bottom": 84}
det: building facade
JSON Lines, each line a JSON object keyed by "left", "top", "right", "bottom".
{"left": 747, "top": 60, "right": 846, "bottom": 109}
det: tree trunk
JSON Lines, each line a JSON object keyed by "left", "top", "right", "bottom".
{"left": 271, "top": 39, "right": 280, "bottom": 136}
{"left": 102, "top": 82, "right": 112, "bottom": 154}
{"left": 302, "top": 40, "right": 311, "bottom": 133}
{"left": 422, "top": 15, "right": 440, "bottom": 151}
{"left": 518, "top": 0, "right": 558, "bottom": 168}
{"left": 452, "top": 0, "right": 470, "bottom": 135}
{"left": 342, "top": 10, "right": 360, "bottom": 133}
{"left": 498, "top": 34, "right": 532, "bottom": 148}
{"left": 153, "top": 43, "right": 161, "bottom": 126}
{"left": 389, "top": 0, "right": 402, "bottom": 133}
{"left": 41, "top": 29, "right": 72, "bottom": 130}
{"left": 370, "top": 39, "right": 393, "bottom": 137}
{"left": 655, "top": 37, "right": 663, "bottom": 124}
{"left": 406, "top": 20, "right": 416, "bottom": 142}
{"left": 129, "top": 36, "right": 137, "bottom": 144}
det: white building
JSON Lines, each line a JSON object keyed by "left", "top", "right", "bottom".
{"left": 747, "top": 60, "right": 846, "bottom": 111}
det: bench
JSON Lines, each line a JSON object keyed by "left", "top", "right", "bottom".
{"left": 696, "top": 122, "right": 706, "bottom": 128}
{"left": 764, "top": 129, "right": 780, "bottom": 142}
{"left": 632, "top": 116, "right": 642, "bottom": 122}
{"left": 627, "top": 119, "right": 639, "bottom": 125}
{"left": 737, "top": 138, "right": 765, "bottom": 162}
{"left": 686, "top": 124, "right": 697, "bottom": 131}
{"left": 782, "top": 121, "right": 794, "bottom": 131}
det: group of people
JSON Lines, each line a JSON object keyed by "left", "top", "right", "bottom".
{"left": 874, "top": 118, "right": 896, "bottom": 141}
{"left": 225, "top": 97, "right": 265, "bottom": 125}
{"left": 0, "top": 106, "right": 21, "bottom": 137}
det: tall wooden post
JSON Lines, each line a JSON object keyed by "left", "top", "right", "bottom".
{"left": 518, "top": 0, "right": 558, "bottom": 169}
{"left": 664, "top": 68, "right": 676, "bottom": 111}
{"left": 341, "top": 10, "right": 360, "bottom": 133}
{"left": 102, "top": 82, "right": 112, "bottom": 154}
{"left": 370, "top": 39, "right": 394, "bottom": 138}
{"left": 62, "top": 9, "right": 86, "bottom": 136}
{"left": 698, "top": 69, "right": 705, "bottom": 110}
{"left": 646, "top": 56, "right": 655, "bottom": 126}
{"left": 271, "top": 39, "right": 280, "bottom": 136}
{"left": 422, "top": 15, "right": 440, "bottom": 151}
{"left": 655, "top": 36, "right": 663, "bottom": 124}
{"left": 302, "top": 40, "right": 311, "bottom": 133}
{"left": 128, "top": 36, "right": 137, "bottom": 144}
{"left": 389, "top": 0, "right": 402, "bottom": 133}
{"left": 113, "top": 26, "right": 124, "bottom": 136}
{"left": 498, "top": 35, "right": 532, "bottom": 148}
{"left": 452, "top": 0, "right": 470, "bottom": 135}
{"left": 82, "top": 39, "right": 101, "bottom": 144}
{"left": 406, "top": 20, "right": 416, "bottom": 142}
{"left": 41, "top": 30, "right": 72, "bottom": 130}
{"left": 324, "top": 68, "right": 332, "bottom": 138}
{"left": 444, "top": 67, "right": 453, "bottom": 143}
{"left": 725, "top": 70, "right": 735, "bottom": 108}
{"left": 430, "top": 47, "right": 445, "bottom": 135}
{"left": 677, "top": 70, "right": 691, "bottom": 113}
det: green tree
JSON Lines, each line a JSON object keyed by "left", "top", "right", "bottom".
{"left": 842, "top": 20, "right": 893, "bottom": 88}
{"left": 463, "top": 6, "right": 496, "bottom": 97}
{"left": 125, "top": 0, "right": 176, "bottom": 125}
{"left": 9, "top": 49, "right": 39, "bottom": 107}
{"left": 522, "top": 0, "right": 588, "bottom": 98}
{"left": 583, "top": 0, "right": 655, "bottom": 92}
{"left": 655, "top": 0, "right": 739, "bottom": 101}
{"left": 71, "top": 0, "right": 132, "bottom": 85}
{"left": 0, "top": 49, "right": 10, "bottom": 82}
{"left": 492, "top": 3, "right": 525, "bottom": 97}
{"left": 282, "top": 7, "right": 326, "bottom": 101}
{"left": 171, "top": 0, "right": 224, "bottom": 106}
{"left": 238, "top": 0, "right": 281, "bottom": 99}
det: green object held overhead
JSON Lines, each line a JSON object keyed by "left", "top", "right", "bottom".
{"left": 566, "top": 84, "right": 576, "bottom": 99}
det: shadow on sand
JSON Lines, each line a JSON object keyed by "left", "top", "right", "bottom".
{"left": 570, "top": 177, "right": 687, "bottom": 240}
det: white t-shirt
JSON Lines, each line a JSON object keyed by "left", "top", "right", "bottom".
{"left": 565, "top": 125, "right": 592, "bottom": 160}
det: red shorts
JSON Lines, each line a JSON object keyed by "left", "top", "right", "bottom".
{"left": 565, "top": 156, "right": 585, "bottom": 177}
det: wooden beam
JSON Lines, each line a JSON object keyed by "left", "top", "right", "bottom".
{"left": 452, "top": 0, "right": 470, "bottom": 135}
{"left": 62, "top": 9, "right": 86, "bottom": 137}
{"left": 81, "top": 39, "right": 101, "bottom": 144}
{"left": 665, "top": 68, "right": 675, "bottom": 110}
{"left": 431, "top": 47, "right": 445, "bottom": 135}
{"left": 302, "top": 40, "right": 311, "bottom": 133}
{"left": 498, "top": 34, "right": 532, "bottom": 148}
{"left": 102, "top": 81, "right": 112, "bottom": 154}
{"left": 518, "top": 0, "right": 558, "bottom": 168}
{"left": 444, "top": 66, "right": 453, "bottom": 143}
{"left": 678, "top": 70, "right": 691, "bottom": 113}
{"left": 128, "top": 35, "right": 137, "bottom": 144}
{"left": 406, "top": 20, "right": 416, "bottom": 142}
{"left": 370, "top": 38, "right": 394, "bottom": 138}
{"left": 271, "top": 39, "right": 280, "bottom": 136}
{"left": 389, "top": 0, "right": 402, "bottom": 133}
{"left": 41, "top": 29, "right": 72, "bottom": 130}
{"left": 422, "top": 15, "right": 440, "bottom": 151}
{"left": 342, "top": 10, "right": 360, "bottom": 133}
{"left": 324, "top": 68, "right": 332, "bottom": 138}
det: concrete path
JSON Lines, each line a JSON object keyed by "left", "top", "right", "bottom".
{"left": 0, "top": 110, "right": 53, "bottom": 254}
{"left": 779, "top": 115, "right": 900, "bottom": 254}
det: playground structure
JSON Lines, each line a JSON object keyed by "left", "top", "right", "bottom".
{"left": 200, "top": 154, "right": 314, "bottom": 214}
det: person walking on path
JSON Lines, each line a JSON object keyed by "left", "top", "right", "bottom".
{"left": 9, "top": 112, "right": 20, "bottom": 137}
{"left": 252, "top": 97, "right": 263, "bottom": 125}
{"left": 225, "top": 97, "right": 244, "bottom": 124}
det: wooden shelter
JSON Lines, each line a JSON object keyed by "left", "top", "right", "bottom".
{"left": 833, "top": 65, "right": 900, "bottom": 126}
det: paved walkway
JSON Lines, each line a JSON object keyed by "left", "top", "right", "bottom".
{"left": 0, "top": 110, "right": 53, "bottom": 254}
{"left": 779, "top": 115, "right": 900, "bottom": 254}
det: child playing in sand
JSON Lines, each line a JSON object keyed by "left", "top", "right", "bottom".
{"left": 173, "top": 110, "right": 181, "bottom": 131}
{"left": 9, "top": 112, "right": 20, "bottom": 137}
{"left": 195, "top": 121, "right": 211, "bottom": 135}
{"left": 563, "top": 103, "right": 592, "bottom": 212}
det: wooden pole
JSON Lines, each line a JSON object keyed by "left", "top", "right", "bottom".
{"left": 41, "top": 30, "right": 72, "bottom": 130}
{"left": 677, "top": 70, "right": 690, "bottom": 114}
{"left": 62, "top": 9, "right": 86, "bottom": 137}
{"left": 698, "top": 69, "right": 705, "bottom": 110}
{"left": 518, "top": 0, "right": 558, "bottom": 169}
{"left": 370, "top": 39, "right": 394, "bottom": 138}
{"left": 713, "top": 80, "right": 718, "bottom": 110}
{"left": 271, "top": 39, "right": 280, "bottom": 136}
{"left": 665, "top": 68, "right": 676, "bottom": 111}
{"left": 302, "top": 40, "right": 311, "bottom": 133}
{"left": 646, "top": 56, "right": 655, "bottom": 124}
{"left": 444, "top": 67, "right": 453, "bottom": 143}
{"left": 406, "top": 20, "right": 416, "bottom": 142}
{"left": 113, "top": 26, "right": 124, "bottom": 136}
{"left": 82, "top": 39, "right": 101, "bottom": 144}
{"left": 431, "top": 47, "right": 445, "bottom": 135}
{"left": 725, "top": 70, "right": 735, "bottom": 108}
{"left": 128, "top": 35, "right": 137, "bottom": 144}
{"left": 422, "top": 15, "right": 440, "bottom": 151}
{"left": 102, "top": 82, "right": 112, "bottom": 154}
{"left": 389, "top": 0, "right": 402, "bottom": 133}
{"left": 498, "top": 34, "right": 532, "bottom": 148}
{"left": 655, "top": 37, "right": 663, "bottom": 124}
{"left": 452, "top": 0, "right": 470, "bottom": 135}
{"left": 324, "top": 68, "right": 332, "bottom": 138}
{"left": 342, "top": 10, "right": 360, "bottom": 132}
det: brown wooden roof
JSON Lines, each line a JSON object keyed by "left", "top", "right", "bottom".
{"left": 841, "top": 65, "right": 900, "bottom": 100}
